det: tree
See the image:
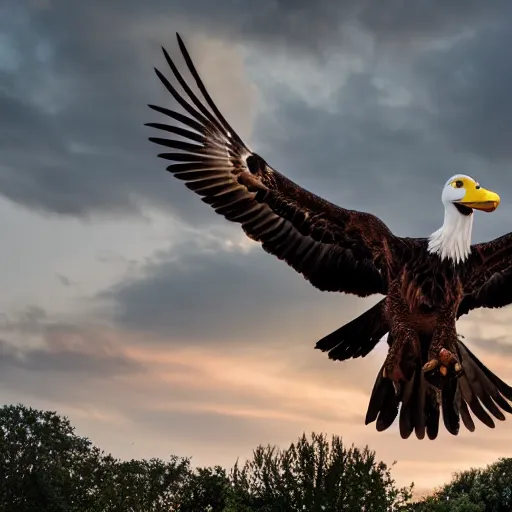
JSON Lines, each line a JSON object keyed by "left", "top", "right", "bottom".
{"left": 177, "top": 465, "right": 230, "bottom": 511}
{"left": 0, "top": 404, "right": 194, "bottom": 512}
{"left": 0, "top": 404, "right": 103, "bottom": 512}
{"left": 410, "top": 494, "right": 485, "bottom": 512}
{"left": 412, "top": 458, "right": 512, "bottom": 512}
{"left": 226, "top": 432, "right": 413, "bottom": 512}
{"left": 0, "top": 405, "right": 414, "bottom": 512}
{"left": 96, "top": 456, "right": 193, "bottom": 511}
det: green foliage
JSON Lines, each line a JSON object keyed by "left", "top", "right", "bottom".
{"left": 96, "top": 456, "right": 191, "bottom": 511}
{"left": 227, "top": 432, "right": 413, "bottom": 512}
{"left": 8, "top": 402, "right": 512, "bottom": 512}
{"left": 410, "top": 493, "right": 485, "bottom": 512}
{"left": 177, "top": 465, "right": 230, "bottom": 511}
{"left": 0, "top": 404, "right": 222, "bottom": 512}
{"left": 0, "top": 404, "right": 413, "bottom": 512}
{"left": 412, "top": 458, "right": 512, "bottom": 512}
{"left": 0, "top": 404, "right": 103, "bottom": 512}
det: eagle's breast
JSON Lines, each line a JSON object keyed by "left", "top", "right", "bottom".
{"left": 401, "top": 249, "right": 465, "bottom": 315}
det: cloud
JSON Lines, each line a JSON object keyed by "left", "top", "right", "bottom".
{"left": 96, "top": 0, "right": 512, "bottom": 52}
{"left": 0, "top": 308, "right": 377, "bottom": 465}
{"left": 354, "top": 1, "right": 511, "bottom": 42}
{"left": 0, "top": 3, "right": 256, "bottom": 220}
{"left": 1, "top": 0, "right": 512, "bottom": 240}
{"left": 416, "top": 23, "right": 512, "bottom": 164}
{"left": 466, "top": 334, "right": 512, "bottom": 359}
{"left": 56, "top": 273, "right": 72, "bottom": 286}
{"left": 0, "top": 306, "right": 145, "bottom": 380}
{"left": 97, "top": 233, "right": 374, "bottom": 344}
{"left": 0, "top": 304, "right": 47, "bottom": 335}
{"left": 0, "top": 337, "right": 141, "bottom": 377}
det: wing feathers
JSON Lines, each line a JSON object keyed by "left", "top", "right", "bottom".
{"left": 175, "top": 33, "right": 245, "bottom": 146}
{"left": 144, "top": 123, "right": 205, "bottom": 144}
{"left": 161, "top": 46, "right": 229, "bottom": 138}
{"left": 146, "top": 33, "right": 393, "bottom": 296}
{"left": 148, "top": 104, "right": 206, "bottom": 134}
{"left": 153, "top": 67, "right": 221, "bottom": 136}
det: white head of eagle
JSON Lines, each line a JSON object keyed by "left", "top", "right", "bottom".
{"left": 428, "top": 174, "right": 500, "bottom": 263}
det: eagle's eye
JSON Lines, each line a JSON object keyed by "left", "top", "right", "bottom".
{"left": 454, "top": 180, "right": 464, "bottom": 189}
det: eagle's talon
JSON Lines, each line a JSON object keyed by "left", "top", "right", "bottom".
{"left": 424, "top": 347, "right": 462, "bottom": 380}
{"left": 422, "top": 359, "right": 439, "bottom": 373}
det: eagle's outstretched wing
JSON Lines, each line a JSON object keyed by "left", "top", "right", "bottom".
{"left": 458, "top": 233, "right": 512, "bottom": 315}
{"left": 146, "top": 34, "right": 400, "bottom": 297}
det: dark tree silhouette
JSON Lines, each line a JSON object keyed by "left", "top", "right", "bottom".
{"left": 0, "top": 404, "right": 210, "bottom": 511}
{"left": 412, "top": 458, "right": 512, "bottom": 512}
{"left": 227, "top": 432, "right": 412, "bottom": 511}
{"left": 0, "top": 404, "right": 104, "bottom": 511}
{"left": 0, "top": 405, "right": 413, "bottom": 512}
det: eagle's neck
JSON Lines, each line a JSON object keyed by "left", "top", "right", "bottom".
{"left": 427, "top": 202, "right": 473, "bottom": 263}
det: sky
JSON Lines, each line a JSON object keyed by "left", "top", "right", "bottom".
{"left": 2, "top": 0, "right": 512, "bottom": 497}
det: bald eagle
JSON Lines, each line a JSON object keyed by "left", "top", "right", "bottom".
{"left": 146, "top": 33, "right": 512, "bottom": 440}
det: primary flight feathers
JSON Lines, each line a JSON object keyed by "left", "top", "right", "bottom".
{"left": 146, "top": 34, "right": 396, "bottom": 298}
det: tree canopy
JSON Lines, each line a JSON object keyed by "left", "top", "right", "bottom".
{"left": 228, "top": 432, "right": 412, "bottom": 511}
{"left": 2, "top": 403, "right": 510, "bottom": 511}
{"left": 411, "top": 458, "right": 512, "bottom": 512}
{"left": 0, "top": 404, "right": 412, "bottom": 512}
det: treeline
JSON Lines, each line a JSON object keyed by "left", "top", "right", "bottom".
{"left": 0, "top": 405, "right": 510, "bottom": 511}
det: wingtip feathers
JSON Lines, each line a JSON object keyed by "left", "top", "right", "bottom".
{"left": 161, "top": 46, "right": 170, "bottom": 59}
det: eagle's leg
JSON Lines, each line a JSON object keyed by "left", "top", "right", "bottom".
{"left": 383, "top": 342, "right": 405, "bottom": 382}
{"left": 382, "top": 294, "right": 420, "bottom": 383}
{"left": 423, "top": 325, "right": 463, "bottom": 378}
{"left": 382, "top": 327, "right": 419, "bottom": 383}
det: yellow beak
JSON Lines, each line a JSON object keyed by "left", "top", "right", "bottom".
{"left": 456, "top": 185, "right": 500, "bottom": 212}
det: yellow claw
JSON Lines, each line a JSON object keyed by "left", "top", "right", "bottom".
{"left": 422, "top": 359, "right": 439, "bottom": 373}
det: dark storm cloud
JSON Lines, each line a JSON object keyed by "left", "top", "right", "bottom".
{"left": 106, "top": 0, "right": 511, "bottom": 51}
{"left": 0, "top": 2, "right": 168, "bottom": 217}
{"left": 2, "top": 0, "right": 512, "bottom": 226}
{"left": 251, "top": 72, "right": 448, "bottom": 238}
{"left": 416, "top": 23, "right": 512, "bottom": 163}
{"left": 3, "top": 0, "right": 511, "bottom": 357}
{"left": 250, "top": 67, "right": 511, "bottom": 242}
{"left": 99, "top": 237, "right": 369, "bottom": 343}
{"left": 0, "top": 1, "right": 257, "bottom": 221}
{"left": 355, "top": 1, "right": 511, "bottom": 42}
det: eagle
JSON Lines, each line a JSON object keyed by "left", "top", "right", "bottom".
{"left": 145, "top": 33, "right": 512, "bottom": 440}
